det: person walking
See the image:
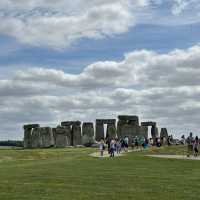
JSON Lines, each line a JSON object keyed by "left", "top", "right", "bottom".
{"left": 124, "top": 136, "right": 129, "bottom": 152}
{"left": 106, "top": 137, "right": 111, "bottom": 154}
{"left": 193, "top": 136, "right": 199, "bottom": 157}
{"left": 116, "top": 139, "right": 121, "bottom": 154}
{"left": 99, "top": 139, "right": 105, "bottom": 157}
{"left": 110, "top": 139, "right": 116, "bottom": 157}
{"left": 186, "top": 132, "right": 194, "bottom": 157}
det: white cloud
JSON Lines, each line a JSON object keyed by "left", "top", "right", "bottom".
{"left": 12, "top": 45, "right": 200, "bottom": 89}
{"left": 1, "top": 45, "right": 200, "bottom": 139}
{"left": 0, "top": 0, "right": 148, "bottom": 49}
{"left": 0, "top": 0, "right": 200, "bottom": 48}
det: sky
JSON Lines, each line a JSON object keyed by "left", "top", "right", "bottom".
{"left": 1, "top": 0, "right": 200, "bottom": 140}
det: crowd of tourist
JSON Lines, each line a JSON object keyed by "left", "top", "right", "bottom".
{"left": 98, "top": 132, "right": 200, "bottom": 157}
{"left": 99, "top": 137, "right": 129, "bottom": 157}
{"left": 99, "top": 136, "right": 162, "bottom": 157}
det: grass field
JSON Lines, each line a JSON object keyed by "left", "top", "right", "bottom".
{"left": 0, "top": 146, "right": 199, "bottom": 200}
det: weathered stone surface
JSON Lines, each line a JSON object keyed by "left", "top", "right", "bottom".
{"left": 61, "top": 121, "right": 81, "bottom": 126}
{"left": 141, "top": 122, "right": 158, "bottom": 143}
{"left": 82, "top": 123, "right": 94, "bottom": 137}
{"left": 138, "top": 126, "right": 148, "bottom": 138}
{"left": 117, "top": 120, "right": 123, "bottom": 139}
{"left": 106, "top": 123, "right": 117, "bottom": 139}
{"left": 118, "top": 115, "right": 139, "bottom": 126}
{"left": 96, "top": 119, "right": 116, "bottom": 124}
{"left": 53, "top": 126, "right": 71, "bottom": 147}
{"left": 119, "top": 124, "right": 137, "bottom": 138}
{"left": 40, "top": 127, "right": 54, "bottom": 148}
{"left": 160, "top": 128, "right": 168, "bottom": 145}
{"left": 23, "top": 116, "right": 163, "bottom": 148}
{"left": 31, "top": 127, "right": 41, "bottom": 148}
{"left": 141, "top": 122, "right": 156, "bottom": 127}
{"left": 23, "top": 124, "right": 40, "bottom": 130}
{"left": 82, "top": 123, "right": 95, "bottom": 146}
{"left": 24, "top": 128, "right": 32, "bottom": 148}
{"left": 151, "top": 126, "right": 159, "bottom": 144}
{"left": 160, "top": 128, "right": 168, "bottom": 138}
{"left": 72, "top": 124, "right": 82, "bottom": 146}
{"left": 95, "top": 119, "right": 116, "bottom": 141}
{"left": 150, "top": 126, "right": 158, "bottom": 138}
{"left": 117, "top": 117, "right": 148, "bottom": 142}
{"left": 95, "top": 123, "right": 104, "bottom": 141}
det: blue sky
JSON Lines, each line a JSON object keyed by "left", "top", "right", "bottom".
{"left": 0, "top": 23, "right": 200, "bottom": 73}
{"left": 1, "top": 23, "right": 200, "bottom": 74}
{"left": 1, "top": 0, "right": 200, "bottom": 140}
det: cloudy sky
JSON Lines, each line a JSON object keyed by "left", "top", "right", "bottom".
{"left": 1, "top": 0, "right": 200, "bottom": 140}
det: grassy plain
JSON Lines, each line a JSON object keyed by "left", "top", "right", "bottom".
{"left": 0, "top": 146, "right": 199, "bottom": 200}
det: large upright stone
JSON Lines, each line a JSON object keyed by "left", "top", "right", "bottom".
{"left": 160, "top": 128, "right": 168, "bottom": 138}
{"left": 53, "top": 126, "right": 71, "bottom": 148}
{"left": 24, "top": 128, "right": 32, "bottom": 148}
{"left": 23, "top": 124, "right": 40, "bottom": 148}
{"left": 160, "top": 128, "right": 168, "bottom": 145}
{"left": 106, "top": 123, "right": 117, "bottom": 139}
{"left": 82, "top": 122, "right": 95, "bottom": 146}
{"left": 117, "top": 116, "right": 139, "bottom": 141}
{"left": 141, "top": 122, "right": 158, "bottom": 144}
{"left": 95, "top": 119, "right": 116, "bottom": 141}
{"left": 40, "top": 127, "right": 54, "bottom": 148}
{"left": 120, "top": 123, "right": 137, "bottom": 138}
{"left": 61, "top": 121, "right": 82, "bottom": 146}
{"left": 117, "top": 119, "right": 124, "bottom": 139}
{"left": 95, "top": 121, "right": 104, "bottom": 141}
{"left": 138, "top": 126, "right": 148, "bottom": 138}
{"left": 151, "top": 126, "right": 158, "bottom": 139}
{"left": 72, "top": 123, "right": 82, "bottom": 146}
{"left": 31, "top": 127, "right": 41, "bottom": 148}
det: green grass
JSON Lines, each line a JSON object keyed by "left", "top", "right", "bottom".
{"left": 0, "top": 146, "right": 199, "bottom": 200}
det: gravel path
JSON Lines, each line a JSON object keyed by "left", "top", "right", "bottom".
{"left": 147, "top": 154, "right": 200, "bottom": 160}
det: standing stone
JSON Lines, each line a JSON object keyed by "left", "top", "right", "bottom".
{"left": 151, "top": 125, "right": 158, "bottom": 144}
{"left": 95, "top": 119, "right": 116, "bottom": 141}
{"left": 95, "top": 121, "right": 104, "bottom": 141}
{"left": 31, "top": 127, "right": 41, "bottom": 148}
{"left": 72, "top": 123, "right": 82, "bottom": 146}
{"left": 64, "top": 126, "right": 72, "bottom": 146}
{"left": 40, "top": 127, "right": 54, "bottom": 148}
{"left": 160, "top": 128, "right": 168, "bottom": 145}
{"left": 82, "top": 123, "right": 95, "bottom": 146}
{"left": 23, "top": 124, "right": 40, "bottom": 148}
{"left": 106, "top": 123, "right": 116, "bottom": 139}
{"left": 160, "top": 128, "right": 168, "bottom": 138}
{"left": 117, "top": 116, "right": 141, "bottom": 140}
{"left": 53, "top": 126, "right": 71, "bottom": 148}
{"left": 24, "top": 128, "right": 32, "bottom": 148}
{"left": 120, "top": 124, "right": 137, "bottom": 142}
{"left": 141, "top": 122, "right": 157, "bottom": 138}
{"left": 138, "top": 126, "right": 148, "bottom": 138}
{"left": 117, "top": 119, "right": 124, "bottom": 139}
